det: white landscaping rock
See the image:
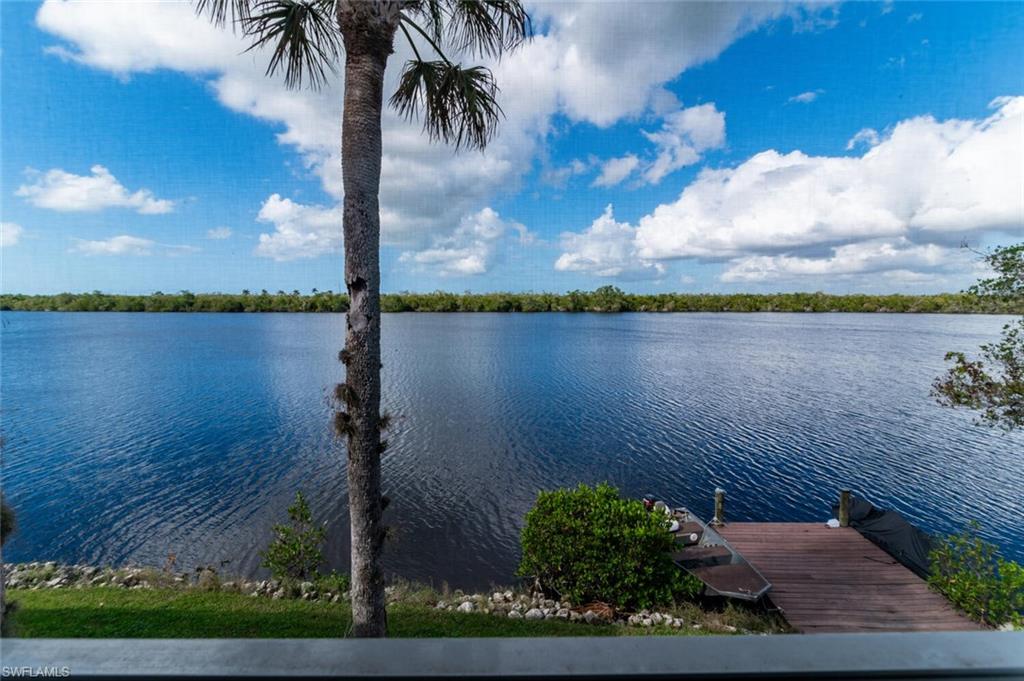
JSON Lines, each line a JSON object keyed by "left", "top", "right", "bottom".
{"left": 524, "top": 608, "right": 544, "bottom": 620}
{"left": 457, "top": 601, "right": 475, "bottom": 613}
{"left": 508, "top": 610, "right": 523, "bottom": 619}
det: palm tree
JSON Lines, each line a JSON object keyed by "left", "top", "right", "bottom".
{"left": 196, "top": 0, "right": 530, "bottom": 637}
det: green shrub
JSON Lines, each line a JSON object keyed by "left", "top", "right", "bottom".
{"left": 518, "top": 483, "right": 699, "bottom": 610}
{"left": 315, "top": 569, "right": 351, "bottom": 595}
{"left": 928, "top": 522, "right": 1024, "bottom": 627}
{"left": 261, "top": 492, "right": 327, "bottom": 582}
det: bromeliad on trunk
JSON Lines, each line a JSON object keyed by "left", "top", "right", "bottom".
{"left": 195, "top": 0, "right": 530, "bottom": 637}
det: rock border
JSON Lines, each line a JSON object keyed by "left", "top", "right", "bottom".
{"left": 3, "top": 562, "right": 749, "bottom": 633}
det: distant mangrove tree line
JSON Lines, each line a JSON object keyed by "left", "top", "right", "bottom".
{"left": 2, "top": 287, "right": 1021, "bottom": 314}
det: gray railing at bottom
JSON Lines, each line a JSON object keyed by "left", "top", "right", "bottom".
{"left": 2, "top": 632, "right": 1023, "bottom": 680}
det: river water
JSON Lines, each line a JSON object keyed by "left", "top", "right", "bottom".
{"left": 2, "top": 312, "right": 1020, "bottom": 588}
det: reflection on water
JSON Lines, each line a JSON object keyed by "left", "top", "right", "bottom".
{"left": 2, "top": 312, "right": 1021, "bottom": 588}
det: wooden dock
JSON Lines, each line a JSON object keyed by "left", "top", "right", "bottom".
{"left": 719, "top": 522, "right": 983, "bottom": 633}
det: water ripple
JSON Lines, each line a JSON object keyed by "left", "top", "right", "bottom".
{"left": 2, "top": 311, "right": 1021, "bottom": 589}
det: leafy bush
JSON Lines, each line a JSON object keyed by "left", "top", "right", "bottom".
{"left": 933, "top": 318, "right": 1024, "bottom": 430}
{"left": 261, "top": 492, "right": 327, "bottom": 582}
{"left": 518, "top": 483, "right": 699, "bottom": 610}
{"left": 928, "top": 522, "right": 1024, "bottom": 627}
{"left": 315, "top": 569, "right": 351, "bottom": 595}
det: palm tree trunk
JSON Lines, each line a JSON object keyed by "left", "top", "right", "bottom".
{"left": 1, "top": 544, "right": 6, "bottom": 635}
{"left": 337, "top": 3, "right": 396, "bottom": 639}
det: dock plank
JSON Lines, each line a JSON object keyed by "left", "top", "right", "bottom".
{"left": 719, "top": 523, "right": 982, "bottom": 633}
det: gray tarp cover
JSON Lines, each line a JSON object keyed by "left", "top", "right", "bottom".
{"left": 831, "top": 496, "right": 933, "bottom": 579}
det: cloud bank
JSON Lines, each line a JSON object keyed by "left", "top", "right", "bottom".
{"left": 34, "top": 0, "right": 819, "bottom": 263}
{"left": 399, "top": 207, "right": 532, "bottom": 276}
{"left": 558, "top": 96, "right": 1024, "bottom": 285}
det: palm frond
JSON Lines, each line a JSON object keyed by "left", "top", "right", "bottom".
{"left": 243, "top": 0, "right": 341, "bottom": 90}
{"left": 193, "top": 0, "right": 253, "bottom": 28}
{"left": 402, "top": 0, "right": 531, "bottom": 59}
{"left": 390, "top": 58, "right": 502, "bottom": 151}
{"left": 445, "top": 0, "right": 530, "bottom": 58}
{"left": 411, "top": 0, "right": 446, "bottom": 46}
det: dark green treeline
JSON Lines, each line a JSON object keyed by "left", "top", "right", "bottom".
{"left": 2, "top": 287, "right": 1021, "bottom": 314}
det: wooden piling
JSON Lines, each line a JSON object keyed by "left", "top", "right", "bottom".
{"left": 711, "top": 488, "right": 726, "bottom": 526}
{"left": 838, "top": 489, "right": 851, "bottom": 527}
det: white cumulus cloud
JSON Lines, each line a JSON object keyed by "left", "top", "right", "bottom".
{"left": 1, "top": 222, "right": 24, "bottom": 248}
{"left": 641, "top": 103, "right": 727, "bottom": 185}
{"left": 557, "top": 97, "right": 1024, "bottom": 284}
{"left": 541, "top": 158, "right": 592, "bottom": 188}
{"left": 71, "top": 235, "right": 197, "bottom": 256}
{"left": 399, "top": 207, "right": 532, "bottom": 276}
{"left": 555, "top": 205, "right": 665, "bottom": 280}
{"left": 206, "top": 226, "right": 233, "bottom": 240}
{"left": 254, "top": 194, "right": 342, "bottom": 262}
{"left": 529, "top": 2, "right": 822, "bottom": 127}
{"left": 16, "top": 165, "right": 173, "bottom": 214}
{"left": 846, "top": 128, "right": 881, "bottom": 150}
{"left": 788, "top": 89, "right": 824, "bottom": 104}
{"left": 592, "top": 154, "right": 641, "bottom": 188}
{"left": 73, "top": 235, "right": 155, "bottom": 256}
{"left": 636, "top": 96, "right": 1024, "bottom": 259}
{"left": 33, "top": 0, "right": 830, "bottom": 257}
{"left": 720, "top": 238, "right": 953, "bottom": 282}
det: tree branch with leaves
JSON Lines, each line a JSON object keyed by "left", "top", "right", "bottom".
{"left": 933, "top": 244, "right": 1024, "bottom": 430}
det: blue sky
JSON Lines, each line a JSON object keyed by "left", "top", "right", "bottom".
{"left": 1, "top": 1, "right": 1022, "bottom": 295}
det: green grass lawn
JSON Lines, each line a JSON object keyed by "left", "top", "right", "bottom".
{"left": 7, "top": 588, "right": 722, "bottom": 638}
